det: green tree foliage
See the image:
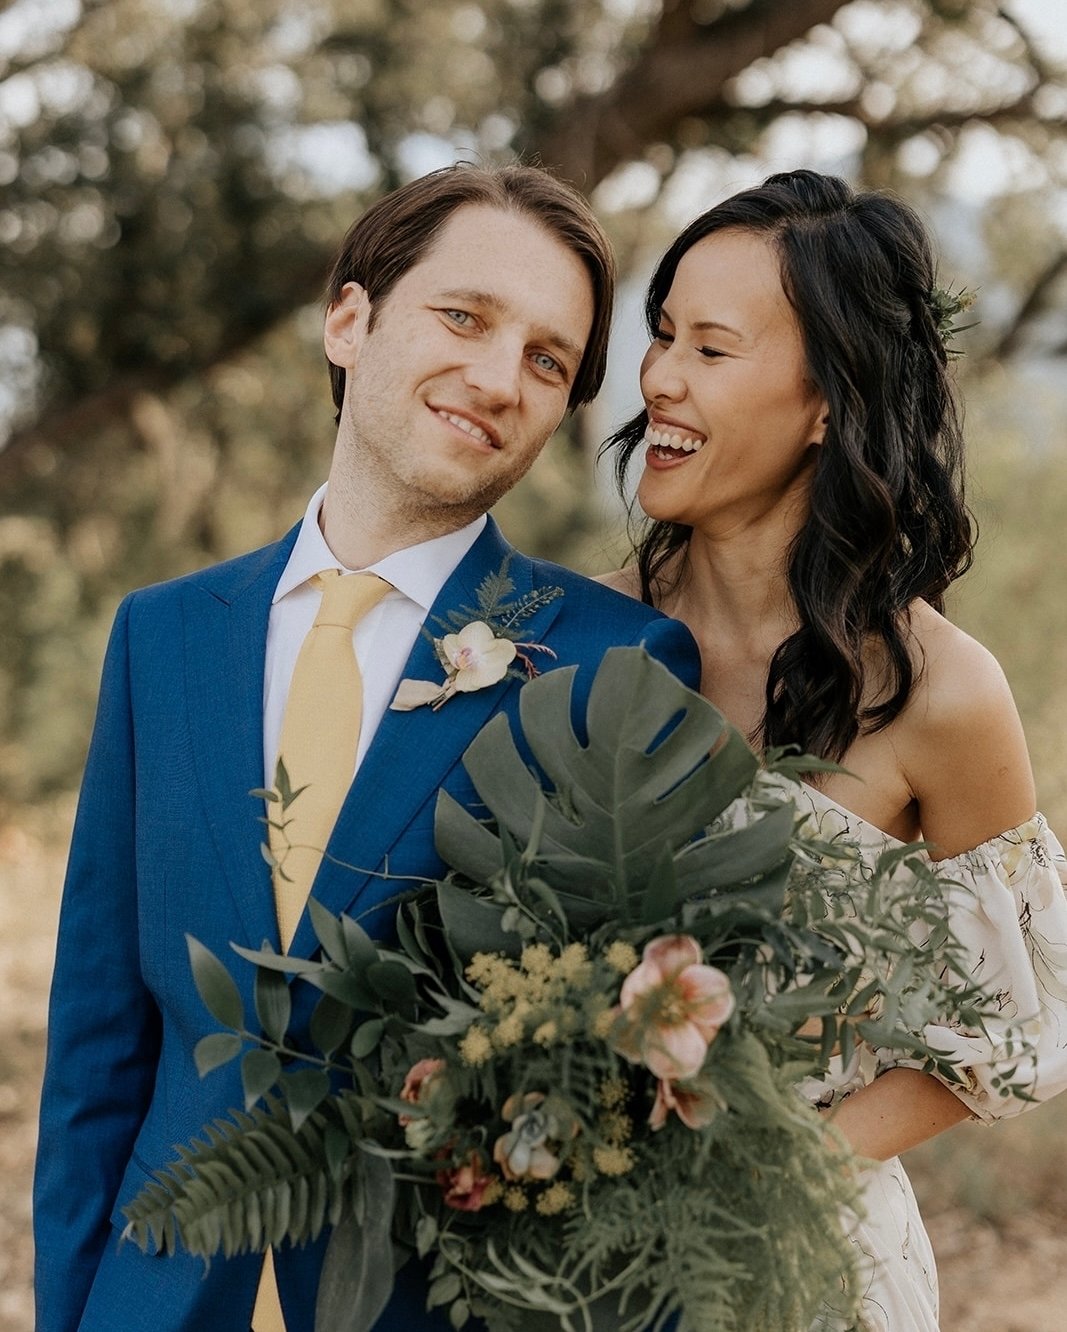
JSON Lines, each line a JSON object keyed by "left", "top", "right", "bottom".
{"left": 1, "top": 0, "right": 1065, "bottom": 799}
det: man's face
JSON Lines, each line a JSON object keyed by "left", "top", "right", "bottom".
{"left": 325, "top": 203, "right": 595, "bottom": 525}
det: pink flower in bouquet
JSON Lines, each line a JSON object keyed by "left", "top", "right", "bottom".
{"left": 493, "top": 1092, "right": 565, "bottom": 1182}
{"left": 436, "top": 1150, "right": 493, "bottom": 1212}
{"left": 649, "top": 1075, "right": 721, "bottom": 1132}
{"left": 398, "top": 1058, "right": 447, "bottom": 1150}
{"left": 398, "top": 1058, "right": 446, "bottom": 1125}
{"left": 611, "top": 934, "right": 734, "bottom": 1081}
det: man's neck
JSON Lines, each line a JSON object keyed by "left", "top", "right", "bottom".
{"left": 319, "top": 480, "right": 484, "bottom": 570}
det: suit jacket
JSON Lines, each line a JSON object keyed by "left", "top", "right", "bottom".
{"left": 34, "top": 516, "right": 700, "bottom": 1332}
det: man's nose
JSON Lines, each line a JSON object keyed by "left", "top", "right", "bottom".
{"left": 463, "top": 340, "right": 523, "bottom": 408}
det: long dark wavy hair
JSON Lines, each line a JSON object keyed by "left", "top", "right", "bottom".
{"left": 606, "top": 169, "right": 974, "bottom": 762}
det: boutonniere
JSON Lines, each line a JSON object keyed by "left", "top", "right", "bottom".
{"left": 390, "top": 557, "right": 562, "bottom": 712}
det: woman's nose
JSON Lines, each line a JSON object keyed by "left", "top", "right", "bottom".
{"left": 640, "top": 343, "right": 685, "bottom": 403}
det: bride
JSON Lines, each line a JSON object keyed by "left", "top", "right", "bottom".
{"left": 600, "top": 168, "right": 1067, "bottom": 1329}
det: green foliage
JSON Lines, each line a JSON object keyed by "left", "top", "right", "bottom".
{"left": 121, "top": 1091, "right": 368, "bottom": 1259}
{"left": 435, "top": 649, "right": 766, "bottom": 927}
{"left": 123, "top": 648, "right": 1029, "bottom": 1331}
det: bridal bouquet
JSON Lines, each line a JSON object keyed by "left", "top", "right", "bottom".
{"left": 123, "top": 649, "right": 1018, "bottom": 1332}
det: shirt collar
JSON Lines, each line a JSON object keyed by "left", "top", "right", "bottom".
{"left": 273, "top": 482, "right": 487, "bottom": 613}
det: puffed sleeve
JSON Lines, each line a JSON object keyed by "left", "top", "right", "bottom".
{"left": 882, "top": 815, "right": 1067, "bottom": 1122}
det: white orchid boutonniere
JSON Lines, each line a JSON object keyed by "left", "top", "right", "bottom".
{"left": 391, "top": 557, "right": 562, "bottom": 712}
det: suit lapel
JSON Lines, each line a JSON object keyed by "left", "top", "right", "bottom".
{"left": 184, "top": 528, "right": 299, "bottom": 949}
{"left": 290, "top": 519, "right": 564, "bottom": 954}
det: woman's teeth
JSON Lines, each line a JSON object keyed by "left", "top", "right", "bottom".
{"left": 643, "top": 424, "right": 705, "bottom": 459}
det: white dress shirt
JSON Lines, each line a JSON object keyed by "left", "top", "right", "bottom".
{"left": 263, "top": 483, "right": 486, "bottom": 785}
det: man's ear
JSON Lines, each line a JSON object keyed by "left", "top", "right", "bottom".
{"left": 323, "top": 281, "right": 371, "bottom": 370}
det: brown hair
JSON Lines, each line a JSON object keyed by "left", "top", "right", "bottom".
{"left": 325, "top": 161, "right": 616, "bottom": 418}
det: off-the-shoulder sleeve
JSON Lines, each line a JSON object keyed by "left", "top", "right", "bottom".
{"left": 880, "top": 815, "right": 1067, "bottom": 1123}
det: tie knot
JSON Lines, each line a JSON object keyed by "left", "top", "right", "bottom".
{"left": 311, "top": 569, "right": 391, "bottom": 630}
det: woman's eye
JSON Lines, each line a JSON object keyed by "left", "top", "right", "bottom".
{"left": 653, "top": 328, "right": 674, "bottom": 345}
{"left": 443, "top": 309, "right": 473, "bottom": 326}
{"left": 699, "top": 346, "right": 724, "bottom": 359}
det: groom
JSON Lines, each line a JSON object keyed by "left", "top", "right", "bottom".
{"left": 34, "top": 162, "right": 700, "bottom": 1332}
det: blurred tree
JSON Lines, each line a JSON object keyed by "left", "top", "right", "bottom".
{"left": 1, "top": 0, "right": 1065, "bottom": 799}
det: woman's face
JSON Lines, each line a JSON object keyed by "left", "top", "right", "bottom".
{"left": 636, "top": 228, "right": 828, "bottom": 534}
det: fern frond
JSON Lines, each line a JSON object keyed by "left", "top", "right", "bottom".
{"left": 122, "top": 1092, "right": 367, "bottom": 1259}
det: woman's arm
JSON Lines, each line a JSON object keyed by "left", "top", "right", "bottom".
{"left": 823, "top": 1069, "right": 973, "bottom": 1161}
{"left": 828, "top": 619, "right": 1041, "bottom": 1160}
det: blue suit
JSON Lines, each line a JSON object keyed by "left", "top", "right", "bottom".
{"left": 34, "top": 515, "right": 700, "bottom": 1332}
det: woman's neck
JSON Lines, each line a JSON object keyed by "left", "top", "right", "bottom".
{"left": 656, "top": 512, "right": 802, "bottom": 740}
{"left": 666, "top": 520, "right": 796, "bottom": 651}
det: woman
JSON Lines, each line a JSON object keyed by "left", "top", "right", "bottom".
{"left": 601, "top": 169, "right": 1067, "bottom": 1329}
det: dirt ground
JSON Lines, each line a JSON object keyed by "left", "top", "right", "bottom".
{"left": 6, "top": 805, "right": 1067, "bottom": 1332}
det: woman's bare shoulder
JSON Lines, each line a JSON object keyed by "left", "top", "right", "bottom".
{"left": 897, "top": 600, "right": 1035, "bottom": 855}
{"left": 904, "top": 600, "right": 1015, "bottom": 724}
{"left": 594, "top": 567, "right": 643, "bottom": 599}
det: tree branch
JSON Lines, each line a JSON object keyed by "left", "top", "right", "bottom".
{"left": 532, "top": 0, "right": 854, "bottom": 185}
{"left": 988, "top": 250, "right": 1067, "bottom": 361}
{"left": 0, "top": 253, "right": 332, "bottom": 484}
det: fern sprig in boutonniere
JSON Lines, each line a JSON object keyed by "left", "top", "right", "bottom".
{"left": 390, "top": 555, "right": 562, "bottom": 712}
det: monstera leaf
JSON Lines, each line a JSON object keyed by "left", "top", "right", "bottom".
{"left": 434, "top": 647, "right": 796, "bottom": 927}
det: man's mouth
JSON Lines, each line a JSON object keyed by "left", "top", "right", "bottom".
{"left": 642, "top": 423, "right": 706, "bottom": 460}
{"left": 433, "top": 408, "right": 499, "bottom": 450}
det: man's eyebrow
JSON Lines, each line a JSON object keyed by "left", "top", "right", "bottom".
{"left": 438, "top": 287, "right": 585, "bottom": 368}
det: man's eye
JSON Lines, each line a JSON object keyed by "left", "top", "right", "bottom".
{"left": 531, "top": 352, "right": 562, "bottom": 374}
{"left": 443, "top": 309, "right": 473, "bottom": 326}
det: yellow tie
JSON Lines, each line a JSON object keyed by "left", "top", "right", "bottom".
{"left": 253, "top": 569, "right": 390, "bottom": 1332}
{"left": 269, "top": 569, "right": 391, "bottom": 951}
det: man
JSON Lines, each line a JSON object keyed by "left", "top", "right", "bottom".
{"left": 34, "top": 162, "right": 700, "bottom": 1332}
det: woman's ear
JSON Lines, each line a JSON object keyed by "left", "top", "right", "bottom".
{"left": 323, "top": 282, "right": 370, "bottom": 370}
{"left": 811, "top": 403, "right": 830, "bottom": 447}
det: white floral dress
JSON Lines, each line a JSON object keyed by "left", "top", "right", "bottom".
{"left": 795, "top": 786, "right": 1067, "bottom": 1332}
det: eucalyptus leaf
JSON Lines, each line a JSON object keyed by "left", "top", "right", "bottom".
{"left": 350, "top": 1017, "right": 384, "bottom": 1059}
{"left": 255, "top": 964, "right": 292, "bottom": 1046}
{"left": 314, "top": 1152, "right": 396, "bottom": 1332}
{"left": 242, "top": 1049, "right": 282, "bottom": 1109}
{"left": 305, "top": 969, "right": 379, "bottom": 1012}
{"left": 366, "top": 960, "right": 417, "bottom": 1008}
{"left": 416, "top": 1214, "right": 438, "bottom": 1258}
{"left": 231, "top": 942, "right": 323, "bottom": 976}
{"left": 436, "top": 878, "right": 516, "bottom": 959}
{"left": 187, "top": 935, "right": 245, "bottom": 1030}
{"left": 308, "top": 896, "right": 349, "bottom": 967}
{"left": 282, "top": 1069, "right": 331, "bottom": 1133}
{"left": 309, "top": 991, "right": 354, "bottom": 1058}
{"left": 194, "top": 1031, "right": 242, "bottom": 1078}
{"left": 428, "top": 1272, "right": 463, "bottom": 1309}
{"left": 340, "top": 914, "right": 381, "bottom": 973}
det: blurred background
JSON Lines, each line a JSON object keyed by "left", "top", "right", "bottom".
{"left": 2, "top": 0, "right": 1066, "bottom": 1327}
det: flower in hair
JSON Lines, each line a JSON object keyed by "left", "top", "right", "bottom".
{"left": 927, "top": 284, "right": 977, "bottom": 356}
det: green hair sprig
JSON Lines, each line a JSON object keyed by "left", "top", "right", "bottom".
{"left": 928, "top": 284, "right": 977, "bottom": 356}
